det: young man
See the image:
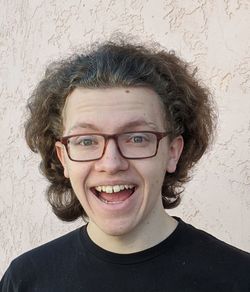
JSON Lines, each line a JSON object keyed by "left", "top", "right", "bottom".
{"left": 1, "top": 40, "right": 249, "bottom": 291}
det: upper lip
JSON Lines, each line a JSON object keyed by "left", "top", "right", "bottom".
{"left": 89, "top": 181, "right": 137, "bottom": 188}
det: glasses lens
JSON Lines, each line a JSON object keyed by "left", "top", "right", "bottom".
{"left": 118, "top": 132, "right": 157, "bottom": 158}
{"left": 67, "top": 134, "right": 104, "bottom": 161}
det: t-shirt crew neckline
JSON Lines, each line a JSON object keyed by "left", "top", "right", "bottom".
{"left": 79, "top": 216, "right": 184, "bottom": 265}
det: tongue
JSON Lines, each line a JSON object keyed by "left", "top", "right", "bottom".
{"left": 99, "top": 189, "right": 134, "bottom": 202}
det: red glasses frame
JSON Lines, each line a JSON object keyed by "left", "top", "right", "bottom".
{"left": 60, "top": 131, "right": 171, "bottom": 162}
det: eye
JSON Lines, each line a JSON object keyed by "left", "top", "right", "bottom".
{"left": 131, "top": 135, "right": 144, "bottom": 143}
{"left": 126, "top": 133, "right": 150, "bottom": 144}
{"left": 71, "top": 135, "right": 98, "bottom": 146}
{"left": 80, "top": 138, "right": 94, "bottom": 146}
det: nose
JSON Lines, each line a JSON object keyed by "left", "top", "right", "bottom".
{"left": 94, "top": 139, "right": 129, "bottom": 174}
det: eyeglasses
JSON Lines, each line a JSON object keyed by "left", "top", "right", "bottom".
{"left": 60, "top": 131, "right": 171, "bottom": 162}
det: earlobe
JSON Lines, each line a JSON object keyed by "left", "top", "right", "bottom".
{"left": 166, "top": 135, "right": 184, "bottom": 173}
{"left": 55, "top": 141, "right": 69, "bottom": 178}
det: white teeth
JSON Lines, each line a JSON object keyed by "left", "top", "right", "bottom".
{"left": 125, "top": 184, "right": 133, "bottom": 190}
{"left": 105, "top": 186, "right": 113, "bottom": 193}
{"left": 96, "top": 186, "right": 102, "bottom": 192}
{"left": 99, "top": 197, "right": 124, "bottom": 205}
{"left": 113, "top": 185, "right": 120, "bottom": 192}
{"left": 94, "top": 184, "right": 134, "bottom": 194}
{"left": 119, "top": 185, "right": 125, "bottom": 190}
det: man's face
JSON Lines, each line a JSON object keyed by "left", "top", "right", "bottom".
{"left": 56, "top": 87, "right": 182, "bottom": 237}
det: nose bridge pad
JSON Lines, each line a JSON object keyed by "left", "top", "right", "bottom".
{"left": 102, "top": 137, "right": 122, "bottom": 159}
{"left": 96, "top": 137, "right": 129, "bottom": 172}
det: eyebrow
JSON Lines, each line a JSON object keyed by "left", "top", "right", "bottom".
{"left": 68, "top": 123, "right": 99, "bottom": 133}
{"left": 67, "top": 119, "right": 160, "bottom": 134}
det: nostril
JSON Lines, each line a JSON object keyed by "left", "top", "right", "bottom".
{"left": 94, "top": 142, "right": 129, "bottom": 173}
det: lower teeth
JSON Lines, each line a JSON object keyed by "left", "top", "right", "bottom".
{"left": 99, "top": 197, "right": 124, "bottom": 204}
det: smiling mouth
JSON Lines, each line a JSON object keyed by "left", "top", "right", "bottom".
{"left": 91, "top": 185, "right": 136, "bottom": 204}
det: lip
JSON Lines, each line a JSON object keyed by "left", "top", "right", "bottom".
{"left": 88, "top": 184, "right": 139, "bottom": 212}
{"left": 89, "top": 181, "right": 138, "bottom": 188}
{"left": 92, "top": 186, "right": 136, "bottom": 203}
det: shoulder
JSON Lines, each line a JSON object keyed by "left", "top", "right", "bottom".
{"left": 174, "top": 217, "right": 250, "bottom": 273}
{"left": 0, "top": 226, "right": 85, "bottom": 291}
{"left": 14, "top": 226, "right": 83, "bottom": 266}
{"left": 178, "top": 217, "right": 249, "bottom": 256}
{"left": 166, "top": 218, "right": 250, "bottom": 290}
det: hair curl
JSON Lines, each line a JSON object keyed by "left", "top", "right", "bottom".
{"left": 25, "top": 38, "right": 216, "bottom": 221}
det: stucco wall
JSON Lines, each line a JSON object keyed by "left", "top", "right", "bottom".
{"left": 0, "top": 0, "right": 249, "bottom": 275}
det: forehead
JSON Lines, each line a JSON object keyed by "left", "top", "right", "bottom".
{"left": 62, "top": 87, "right": 166, "bottom": 134}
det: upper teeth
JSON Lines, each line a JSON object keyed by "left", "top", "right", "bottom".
{"left": 95, "top": 185, "right": 134, "bottom": 194}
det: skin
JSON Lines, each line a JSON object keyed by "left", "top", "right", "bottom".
{"left": 56, "top": 87, "right": 183, "bottom": 254}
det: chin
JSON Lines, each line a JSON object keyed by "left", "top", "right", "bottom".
{"left": 97, "top": 218, "right": 138, "bottom": 237}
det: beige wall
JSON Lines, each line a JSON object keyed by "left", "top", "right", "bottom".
{"left": 0, "top": 0, "right": 249, "bottom": 274}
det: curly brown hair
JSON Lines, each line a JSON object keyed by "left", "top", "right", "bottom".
{"left": 25, "top": 39, "right": 216, "bottom": 222}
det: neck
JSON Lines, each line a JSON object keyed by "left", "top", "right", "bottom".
{"left": 86, "top": 204, "right": 178, "bottom": 254}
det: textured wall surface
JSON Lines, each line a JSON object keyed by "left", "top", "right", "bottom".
{"left": 0, "top": 0, "right": 249, "bottom": 275}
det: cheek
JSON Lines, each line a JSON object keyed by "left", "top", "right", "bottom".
{"left": 151, "top": 162, "right": 167, "bottom": 189}
{"left": 136, "top": 155, "right": 167, "bottom": 190}
{"left": 66, "top": 162, "right": 92, "bottom": 192}
{"left": 150, "top": 154, "right": 168, "bottom": 190}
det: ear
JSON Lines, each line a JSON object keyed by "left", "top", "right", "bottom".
{"left": 55, "top": 141, "right": 69, "bottom": 178}
{"left": 166, "top": 135, "right": 184, "bottom": 173}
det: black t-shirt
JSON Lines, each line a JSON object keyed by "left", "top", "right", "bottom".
{"left": 1, "top": 217, "right": 249, "bottom": 291}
